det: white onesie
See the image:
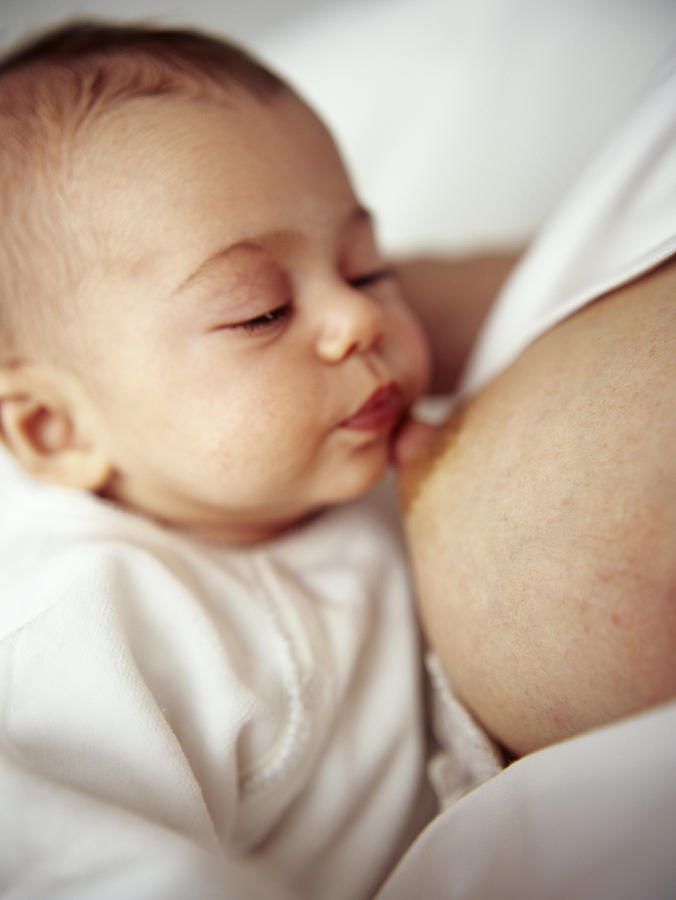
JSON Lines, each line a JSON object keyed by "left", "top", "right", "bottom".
{"left": 0, "top": 455, "right": 429, "bottom": 900}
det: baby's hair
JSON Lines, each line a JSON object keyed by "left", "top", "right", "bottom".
{"left": 0, "top": 20, "right": 288, "bottom": 362}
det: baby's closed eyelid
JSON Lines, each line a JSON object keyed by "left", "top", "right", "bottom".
{"left": 222, "top": 302, "right": 293, "bottom": 334}
{"left": 349, "top": 268, "right": 396, "bottom": 289}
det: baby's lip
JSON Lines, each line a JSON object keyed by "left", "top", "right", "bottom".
{"left": 340, "top": 382, "right": 403, "bottom": 432}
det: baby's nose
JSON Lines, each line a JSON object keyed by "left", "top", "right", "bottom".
{"left": 316, "top": 284, "right": 384, "bottom": 363}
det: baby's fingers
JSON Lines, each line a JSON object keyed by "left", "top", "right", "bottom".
{"left": 390, "top": 415, "right": 443, "bottom": 467}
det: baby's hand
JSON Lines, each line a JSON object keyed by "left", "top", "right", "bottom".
{"left": 390, "top": 414, "right": 442, "bottom": 467}
{"left": 391, "top": 406, "right": 454, "bottom": 513}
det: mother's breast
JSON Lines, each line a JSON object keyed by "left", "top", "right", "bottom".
{"left": 397, "top": 257, "right": 676, "bottom": 758}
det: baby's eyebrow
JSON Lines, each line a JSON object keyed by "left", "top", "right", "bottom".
{"left": 174, "top": 205, "right": 373, "bottom": 297}
{"left": 173, "top": 239, "right": 271, "bottom": 297}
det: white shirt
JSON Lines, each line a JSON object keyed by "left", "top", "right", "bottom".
{"left": 0, "top": 455, "right": 429, "bottom": 899}
{"left": 461, "top": 51, "right": 676, "bottom": 397}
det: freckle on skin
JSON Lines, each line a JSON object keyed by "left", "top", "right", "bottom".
{"left": 612, "top": 612, "right": 621, "bottom": 626}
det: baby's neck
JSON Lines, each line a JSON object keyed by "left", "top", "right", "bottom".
{"left": 100, "top": 485, "right": 328, "bottom": 548}
{"left": 172, "top": 508, "right": 329, "bottom": 548}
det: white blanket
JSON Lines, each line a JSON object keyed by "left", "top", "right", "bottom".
{"left": 377, "top": 699, "right": 676, "bottom": 900}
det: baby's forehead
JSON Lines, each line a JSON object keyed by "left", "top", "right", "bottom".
{"left": 62, "top": 91, "right": 245, "bottom": 226}
{"left": 3, "top": 36, "right": 291, "bottom": 196}
{"left": 59, "top": 92, "right": 293, "bottom": 286}
{"left": 0, "top": 25, "right": 292, "bottom": 362}
{"left": 70, "top": 82, "right": 301, "bottom": 190}
{"left": 68, "top": 85, "right": 319, "bottom": 231}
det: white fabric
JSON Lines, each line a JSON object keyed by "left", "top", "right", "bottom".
{"left": 376, "top": 48, "right": 676, "bottom": 900}
{"left": 0, "top": 454, "right": 428, "bottom": 900}
{"left": 461, "top": 51, "right": 676, "bottom": 397}
{"left": 258, "top": 0, "right": 676, "bottom": 254}
{"left": 424, "top": 654, "right": 503, "bottom": 811}
{"left": 377, "top": 699, "right": 676, "bottom": 900}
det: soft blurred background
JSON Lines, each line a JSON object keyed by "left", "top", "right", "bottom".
{"left": 2, "top": 0, "right": 675, "bottom": 254}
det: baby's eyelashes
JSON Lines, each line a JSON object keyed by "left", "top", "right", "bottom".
{"left": 349, "top": 268, "right": 396, "bottom": 290}
{"left": 211, "top": 269, "right": 394, "bottom": 337}
{"left": 218, "top": 303, "right": 294, "bottom": 334}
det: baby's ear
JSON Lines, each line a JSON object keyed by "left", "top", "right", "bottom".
{"left": 0, "top": 364, "right": 111, "bottom": 490}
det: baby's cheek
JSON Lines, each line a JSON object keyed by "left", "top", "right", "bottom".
{"left": 397, "top": 304, "right": 433, "bottom": 400}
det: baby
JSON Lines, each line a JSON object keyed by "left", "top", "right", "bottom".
{"left": 0, "top": 22, "right": 433, "bottom": 900}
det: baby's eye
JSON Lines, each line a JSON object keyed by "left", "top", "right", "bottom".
{"left": 230, "top": 303, "right": 293, "bottom": 333}
{"left": 349, "top": 268, "right": 395, "bottom": 290}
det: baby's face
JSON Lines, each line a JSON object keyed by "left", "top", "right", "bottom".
{"left": 63, "top": 90, "right": 430, "bottom": 542}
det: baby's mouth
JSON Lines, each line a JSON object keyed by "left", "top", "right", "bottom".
{"left": 339, "top": 382, "right": 403, "bottom": 432}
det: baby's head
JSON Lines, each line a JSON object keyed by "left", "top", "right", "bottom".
{"left": 0, "top": 21, "right": 430, "bottom": 544}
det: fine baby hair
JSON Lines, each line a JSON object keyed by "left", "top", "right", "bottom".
{"left": 0, "top": 21, "right": 286, "bottom": 363}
